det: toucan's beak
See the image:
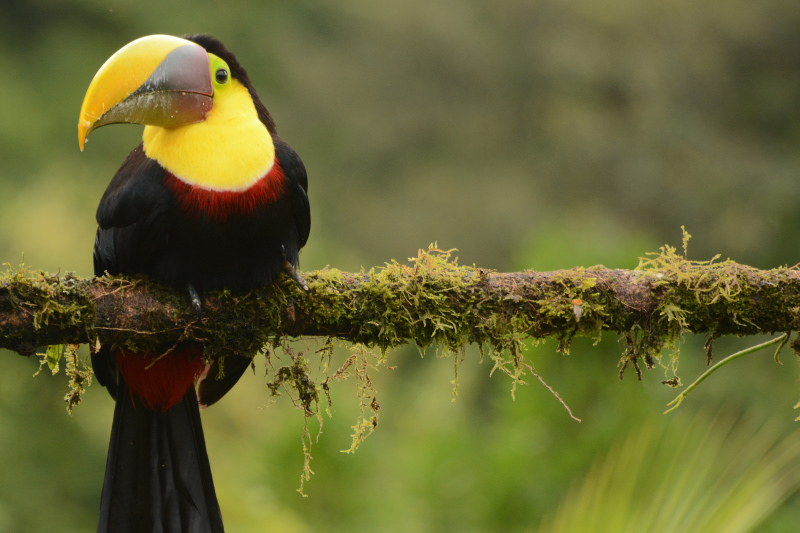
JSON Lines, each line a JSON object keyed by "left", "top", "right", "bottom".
{"left": 78, "top": 35, "right": 213, "bottom": 151}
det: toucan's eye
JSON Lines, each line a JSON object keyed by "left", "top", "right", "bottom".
{"left": 215, "top": 68, "right": 229, "bottom": 84}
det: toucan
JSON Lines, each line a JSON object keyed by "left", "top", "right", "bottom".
{"left": 78, "top": 34, "right": 310, "bottom": 532}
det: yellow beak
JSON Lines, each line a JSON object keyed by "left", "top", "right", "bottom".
{"left": 78, "top": 35, "right": 214, "bottom": 151}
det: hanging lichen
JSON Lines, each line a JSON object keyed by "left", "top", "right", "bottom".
{"left": 3, "top": 237, "right": 800, "bottom": 489}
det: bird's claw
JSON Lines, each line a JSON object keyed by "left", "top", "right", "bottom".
{"left": 283, "top": 261, "right": 309, "bottom": 291}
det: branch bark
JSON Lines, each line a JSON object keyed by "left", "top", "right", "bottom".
{"left": 1, "top": 248, "right": 798, "bottom": 364}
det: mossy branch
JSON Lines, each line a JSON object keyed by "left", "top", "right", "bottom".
{"left": 1, "top": 246, "right": 799, "bottom": 369}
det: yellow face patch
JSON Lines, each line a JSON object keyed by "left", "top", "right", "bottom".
{"left": 142, "top": 66, "right": 275, "bottom": 192}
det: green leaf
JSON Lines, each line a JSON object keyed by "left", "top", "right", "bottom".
{"left": 46, "top": 344, "right": 63, "bottom": 374}
{"left": 539, "top": 413, "right": 800, "bottom": 533}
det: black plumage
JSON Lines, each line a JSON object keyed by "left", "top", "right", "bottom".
{"left": 93, "top": 137, "right": 309, "bottom": 292}
{"left": 89, "top": 34, "right": 310, "bottom": 533}
{"left": 97, "top": 376, "right": 223, "bottom": 533}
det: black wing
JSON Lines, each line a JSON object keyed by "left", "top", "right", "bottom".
{"left": 274, "top": 137, "right": 310, "bottom": 261}
{"left": 94, "top": 143, "right": 174, "bottom": 277}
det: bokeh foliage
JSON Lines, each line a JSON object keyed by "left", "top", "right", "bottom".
{"left": 2, "top": 1, "right": 800, "bottom": 531}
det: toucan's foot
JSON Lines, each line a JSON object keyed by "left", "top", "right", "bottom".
{"left": 281, "top": 245, "right": 308, "bottom": 291}
{"left": 188, "top": 284, "right": 203, "bottom": 314}
{"left": 283, "top": 261, "right": 308, "bottom": 291}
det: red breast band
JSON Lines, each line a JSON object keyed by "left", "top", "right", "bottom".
{"left": 165, "top": 158, "right": 286, "bottom": 221}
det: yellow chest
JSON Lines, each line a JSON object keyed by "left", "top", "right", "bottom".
{"left": 142, "top": 80, "right": 275, "bottom": 192}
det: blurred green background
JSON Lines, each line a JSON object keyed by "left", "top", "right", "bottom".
{"left": 2, "top": 0, "right": 800, "bottom": 531}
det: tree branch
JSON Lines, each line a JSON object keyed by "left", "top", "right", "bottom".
{"left": 1, "top": 247, "right": 798, "bottom": 369}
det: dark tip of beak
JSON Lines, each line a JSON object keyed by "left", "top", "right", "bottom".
{"left": 89, "top": 45, "right": 214, "bottom": 132}
{"left": 134, "top": 45, "right": 213, "bottom": 97}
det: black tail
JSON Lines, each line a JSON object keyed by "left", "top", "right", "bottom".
{"left": 97, "top": 378, "right": 224, "bottom": 533}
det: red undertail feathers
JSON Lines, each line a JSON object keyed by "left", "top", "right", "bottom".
{"left": 116, "top": 344, "right": 205, "bottom": 411}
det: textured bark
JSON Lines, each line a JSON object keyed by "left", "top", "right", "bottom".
{"left": 1, "top": 251, "right": 798, "bottom": 358}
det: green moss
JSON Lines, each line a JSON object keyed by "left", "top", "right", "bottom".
{"left": 0, "top": 264, "right": 98, "bottom": 353}
{"left": 630, "top": 228, "right": 796, "bottom": 381}
{"left": 2, "top": 236, "right": 798, "bottom": 486}
{"left": 63, "top": 344, "right": 92, "bottom": 415}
